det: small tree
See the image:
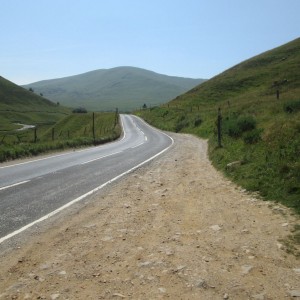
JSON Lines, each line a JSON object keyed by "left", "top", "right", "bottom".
{"left": 73, "top": 107, "right": 87, "bottom": 113}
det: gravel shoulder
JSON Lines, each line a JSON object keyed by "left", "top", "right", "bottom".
{"left": 0, "top": 133, "right": 299, "bottom": 299}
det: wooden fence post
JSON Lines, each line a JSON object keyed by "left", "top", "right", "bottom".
{"left": 34, "top": 127, "right": 37, "bottom": 143}
{"left": 92, "top": 112, "right": 95, "bottom": 143}
{"left": 114, "top": 108, "right": 119, "bottom": 127}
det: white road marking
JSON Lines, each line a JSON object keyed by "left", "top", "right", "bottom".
{"left": 0, "top": 180, "right": 30, "bottom": 191}
{"left": 0, "top": 130, "right": 174, "bottom": 245}
{"left": 80, "top": 151, "right": 123, "bottom": 165}
{"left": 131, "top": 142, "right": 144, "bottom": 149}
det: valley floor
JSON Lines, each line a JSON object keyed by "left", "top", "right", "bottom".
{"left": 0, "top": 133, "right": 299, "bottom": 299}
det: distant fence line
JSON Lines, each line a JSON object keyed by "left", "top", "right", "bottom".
{"left": 0, "top": 125, "right": 117, "bottom": 144}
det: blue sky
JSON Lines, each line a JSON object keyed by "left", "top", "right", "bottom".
{"left": 1, "top": 0, "right": 299, "bottom": 84}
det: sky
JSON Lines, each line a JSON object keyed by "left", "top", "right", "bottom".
{"left": 1, "top": 0, "right": 299, "bottom": 85}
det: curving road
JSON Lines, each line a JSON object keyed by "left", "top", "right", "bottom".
{"left": 0, "top": 114, "right": 173, "bottom": 243}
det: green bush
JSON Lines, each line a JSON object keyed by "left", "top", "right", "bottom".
{"left": 194, "top": 116, "right": 202, "bottom": 127}
{"left": 225, "top": 119, "right": 242, "bottom": 137}
{"left": 175, "top": 115, "right": 189, "bottom": 132}
{"left": 237, "top": 115, "right": 257, "bottom": 132}
{"left": 283, "top": 100, "right": 300, "bottom": 113}
{"left": 72, "top": 107, "right": 87, "bottom": 113}
{"left": 243, "top": 128, "right": 263, "bottom": 144}
{"left": 224, "top": 115, "right": 257, "bottom": 138}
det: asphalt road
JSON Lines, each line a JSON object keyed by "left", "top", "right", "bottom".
{"left": 0, "top": 115, "right": 173, "bottom": 242}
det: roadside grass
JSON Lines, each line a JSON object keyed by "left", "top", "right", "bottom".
{"left": 136, "top": 38, "right": 300, "bottom": 216}
{"left": 0, "top": 112, "right": 121, "bottom": 162}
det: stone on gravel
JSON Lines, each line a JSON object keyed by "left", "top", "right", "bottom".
{"left": 241, "top": 265, "right": 253, "bottom": 275}
{"left": 288, "top": 290, "right": 300, "bottom": 297}
{"left": 210, "top": 225, "right": 222, "bottom": 231}
{"left": 112, "top": 293, "right": 126, "bottom": 298}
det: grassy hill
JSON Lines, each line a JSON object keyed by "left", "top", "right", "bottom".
{"left": 138, "top": 38, "right": 300, "bottom": 214}
{"left": 23, "top": 66, "right": 205, "bottom": 111}
{"left": 0, "top": 76, "right": 70, "bottom": 131}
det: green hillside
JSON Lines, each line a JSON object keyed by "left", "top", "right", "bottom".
{"left": 138, "top": 38, "right": 300, "bottom": 214}
{"left": 0, "top": 76, "right": 70, "bottom": 131}
{"left": 23, "top": 66, "right": 205, "bottom": 111}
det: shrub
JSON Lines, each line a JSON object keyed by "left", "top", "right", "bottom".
{"left": 73, "top": 107, "right": 87, "bottom": 113}
{"left": 224, "top": 115, "right": 257, "bottom": 138}
{"left": 237, "top": 115, "right": 257, "bottom": 132}
{"left": 283, "top": 100, "right": 300, "bottom": 113}
{"left": 194, "top": 116, "right": 202, "bottom": 127}
{"left": 225, "top": 119, "right": 242, "bottom": 137}
{"left": 162, "top": 110, "right": 169, "bottom": 118}
{"left": 243, "top": 128, "right": 263, "bottom": 144}
{"left": 175, "top": 116, "right": 189, "bottom": 132}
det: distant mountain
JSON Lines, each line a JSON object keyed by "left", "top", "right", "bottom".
{"left": 23, "top": 67, "right": 206, "bottom": 111}
{"left": 0, "top": 76, "right": 69, "bottom": 130}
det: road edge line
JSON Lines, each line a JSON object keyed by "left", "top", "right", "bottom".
{"left": 0, "top": 130, "right": 174, "bottom": 245}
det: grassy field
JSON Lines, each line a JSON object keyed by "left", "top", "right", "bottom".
{"left": 137, "top": 38, "right": 300, "bottom": 215}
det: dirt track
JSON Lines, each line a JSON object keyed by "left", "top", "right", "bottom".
{"left": 0, "top": 133, "right": 299, "bottom": 299}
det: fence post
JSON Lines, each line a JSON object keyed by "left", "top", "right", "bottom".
{"left": 92, "top": 112, "right": 95, "bottom": 143}
{"left": 114, "top": 108, "right": 119, "bottom": 127}
{"left": 217, "top": 107, "right": 222, "bottom": 148}
{"left": 34, "top": 127, "right": 37, "bottom": 143}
